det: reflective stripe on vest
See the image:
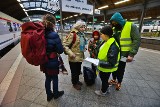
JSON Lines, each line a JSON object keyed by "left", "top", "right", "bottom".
{"left": 120, "top": 22, "right": 132, "bottom": 51}
{"left": 98, "top": 38, "right": 120, "bottom": 73}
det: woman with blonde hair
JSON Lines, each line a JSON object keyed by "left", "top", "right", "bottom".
{"left": 63, "top": 20, "right": 87, "bottom": 90}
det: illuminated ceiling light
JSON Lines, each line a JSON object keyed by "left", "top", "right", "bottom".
{"left": 114, "top": 0, "right": 129, "bottom": 5}
{"left": 157, "top": 16, "right": 160, "bottom": 18}
{"left": 74, "top": 14, "right": 78, "bottom": 17}
{"left": 17, "top": 0, "right": 21, "bottom": 2}
{"left": 69, "top": 16, "right": 73, "bottom": 18}
{"left": 98, "top": 5, "right": 108, "bottom": 10}
{"left": 130, "top": 18, "right": 138, "bottom": 20}
{"left": 144, "top": 17, "right": 152, "bottom": 19}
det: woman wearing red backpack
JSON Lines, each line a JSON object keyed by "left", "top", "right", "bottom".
{"left": 40, "top": 14, "right": 64, "bottom": 101}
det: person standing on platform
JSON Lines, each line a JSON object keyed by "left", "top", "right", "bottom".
{"left": 109, "top": 12, "right": 141, "bottom": 90}
{"left": 63, "top": 20, "right": 87, "bottom": 90}
{"left": 40, "top": 14, "right": 64, "bottom": 101}
{"left": 88, "top": 30, "right": 101, "bottom": 75}
{"left": 95, "top": 26, "right": 120, "bottom": 96}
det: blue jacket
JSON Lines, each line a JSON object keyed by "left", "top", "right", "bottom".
{"left": 44, "top": 31, "right": 63, "bottom": 69}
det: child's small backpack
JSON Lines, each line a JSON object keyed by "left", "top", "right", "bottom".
{"left": 21, "top": 22, "right": 48, "bottom": 66}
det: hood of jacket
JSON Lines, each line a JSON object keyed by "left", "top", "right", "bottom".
{"left": 110, "top": 12, "right": 126, "bottom": 27}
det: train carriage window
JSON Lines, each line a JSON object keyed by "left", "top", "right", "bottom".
{"left": 13, "top": 23, "right": 17, "bottom": 31}
{"left": 143, "top": 29, "right": 149, "bottom": 32}
{"left": 7, "top": 22, "right": 13, "bottom": 32}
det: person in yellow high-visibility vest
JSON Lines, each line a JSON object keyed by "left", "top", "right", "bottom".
{"left": 95, "top": 26, "right": 120, "bottom": 96}
{"left": 109, "top": 12, "right": 141, "bottom": 90}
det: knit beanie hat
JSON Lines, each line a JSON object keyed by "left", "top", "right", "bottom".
{"left": 92, "top": 30, "right": 100, "bottom": 39}
{"left": 73, "top": 20, "right": 86, "bottom": 29}
{"left": 100, "top": 26, "right": 113, "bottom": 38}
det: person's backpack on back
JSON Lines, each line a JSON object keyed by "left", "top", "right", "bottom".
{"left": 21, "top": 22, "right": 48, "bottom": 66}
{"left": 83, "top": 66, "right": 96, "bottom": 86}
{"left": 64, "top": 31, "right": 76, "bottom": 55}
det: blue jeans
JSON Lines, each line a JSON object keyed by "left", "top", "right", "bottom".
{"left": 45, "top": 74, "right": 58, "bottom": 97}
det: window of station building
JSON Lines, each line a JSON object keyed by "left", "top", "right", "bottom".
{"left": 7, "top": 22, "right": 13, "bottom": 32}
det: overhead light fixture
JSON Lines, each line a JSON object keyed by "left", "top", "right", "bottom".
{"left": 98, "top": 5, "right": 108, "bottom": 10}
{"left": 114, "top": 0, "right": 129, "bottom": 5}
{"left": 17, "top": 0, "right": 21, "bottom": 2}
{"left": 74, "top": 14, "right": 78, "bottom": 17}
{"left": 157, "top": 16, "right": 160, "bottom": 18}
{"left": 130, "top": 18, "right": 138, "bottom": 20}
{"left": 144, "top": 17, "right": 152, "bottom": 19}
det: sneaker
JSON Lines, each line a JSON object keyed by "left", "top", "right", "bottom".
{"left": 108, "top": 79, "right": 117, "bottom": 86}
{"left": 53, "top": 91, "right": 64, "bottom": 99}
{"left": 77, "top": 81, "right": 83, "bottom": 86}
{"left": 47, "top": 93, "right": 54, "bottom": 101}
{"left": 73, "top": 84, "right": 81, "bottom": 90}
{"left": 95, "top": 90, "right": 107, "bottom": 96}
{"left": 115, "top": 83, "right": 121, "bottom": 91}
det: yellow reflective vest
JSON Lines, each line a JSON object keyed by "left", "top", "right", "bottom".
{"left": 97, "top": 37, "right": 120, "bottom": 72}
{"left": 120, "top": 22, "right": 132, "bottom": 52}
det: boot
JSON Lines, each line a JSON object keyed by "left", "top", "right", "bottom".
{"left": 53, "top": 91, "right": 64, "bottom": 99}
{"left": 47, "top": 93, "right": 54, "bottom": 101}
{"left": 73, "top": 84, "right": 81, "bottom": 90}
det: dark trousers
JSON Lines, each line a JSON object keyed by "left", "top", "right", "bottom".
{"left": 99, "top": 71, "right": 111, "bottom": 93}
{"left": 45, "top": 74, "right": 58, "bottom": 96}
{"left": 91, "top": 63, "right": 97, "bottom": 78}
{"left": 69, "top": 61, "right": 82, "bottom": 85}
{"left": 112, "top": 61, "right": 126, "bottom": 83}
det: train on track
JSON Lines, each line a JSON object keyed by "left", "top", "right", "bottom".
{"left": 0, "top": 11, "right": 23, "bottom": 51}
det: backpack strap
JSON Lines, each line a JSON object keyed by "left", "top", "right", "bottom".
{"left": 69, "top": 32, "right": 76, "bottom": 49}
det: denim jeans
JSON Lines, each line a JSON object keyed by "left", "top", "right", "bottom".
{"left": 45, "top": 74, "right": 58, "bottom": 96}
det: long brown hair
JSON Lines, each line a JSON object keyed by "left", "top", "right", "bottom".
{"left": 42, "top": 14, "right": 56, "bottom": 30}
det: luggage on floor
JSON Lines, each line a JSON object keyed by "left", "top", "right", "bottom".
{"left": 83, "top": 66, "right": 96, "bottom": 86}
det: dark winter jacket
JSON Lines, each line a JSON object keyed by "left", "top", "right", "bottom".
{"left": 44, "top": 30, "right": 63, "bottom": 70}
{"left": 98, "top": 42, "right": 120, "bottom": 68}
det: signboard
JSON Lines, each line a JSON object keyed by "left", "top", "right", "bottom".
{"left": 94, "top": 18, "right": 97, "bottom": 22}
{"left": 47, "top": 0, "right": 59, "bottom": 10}
{"left": 55, "top": 15, "right": 61, "bottom": 19}
{"left": 62, "top": 0, "right": 93, "bottom": 15}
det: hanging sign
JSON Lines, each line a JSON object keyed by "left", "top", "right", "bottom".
{"left": 47, "top": 0, "right": 59, "bottom": 10}
{"left": 62, "top": 0, "right": 93, "bottom": 15}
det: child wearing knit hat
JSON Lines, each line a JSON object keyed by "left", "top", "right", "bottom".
{"left": 95, "top": 26, "right": 120, "bottom": 96}
{"left": 88, "top": 30, "right": 102, "bottom": 75}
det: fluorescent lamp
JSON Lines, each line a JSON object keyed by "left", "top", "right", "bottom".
{"left": 98, "top": 5, "right": 108, "bottom": 10}
{"left": 130, "top": 18, "right": 138, "bottom": 20}
{"left": 114, "top": 0, "right": 129, "bottom": 5}
{"left": 144, "top": 17, "right": 152, "bottom": 19}
{"left": 74, "top": 14, "right": 78, "bottom": 17}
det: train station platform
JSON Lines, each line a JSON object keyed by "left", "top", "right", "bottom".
{"left": 0, "top": 43, "right": 160, "bottom": 107}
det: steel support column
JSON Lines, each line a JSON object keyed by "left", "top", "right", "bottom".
{"left": 139, "top": 1, "right": 147, "bottom": 32}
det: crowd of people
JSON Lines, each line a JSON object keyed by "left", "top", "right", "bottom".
{"left": 31, "top": 12, "right": 141, "bottom": 101}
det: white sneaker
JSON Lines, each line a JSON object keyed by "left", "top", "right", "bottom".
{"left": 95, "top": 90, "right": 107, "bottom": 96}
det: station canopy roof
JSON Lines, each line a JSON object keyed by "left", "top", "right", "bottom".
{"left": 0, "top": 0, "right": 160, "bottom": 23}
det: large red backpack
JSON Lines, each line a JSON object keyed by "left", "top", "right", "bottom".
{"left": 21, "top": 22, "right": 48, "bottom": 66}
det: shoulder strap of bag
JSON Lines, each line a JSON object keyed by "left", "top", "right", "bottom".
{"left": 69, "top": 32, "right": 76, "bottom": 49}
